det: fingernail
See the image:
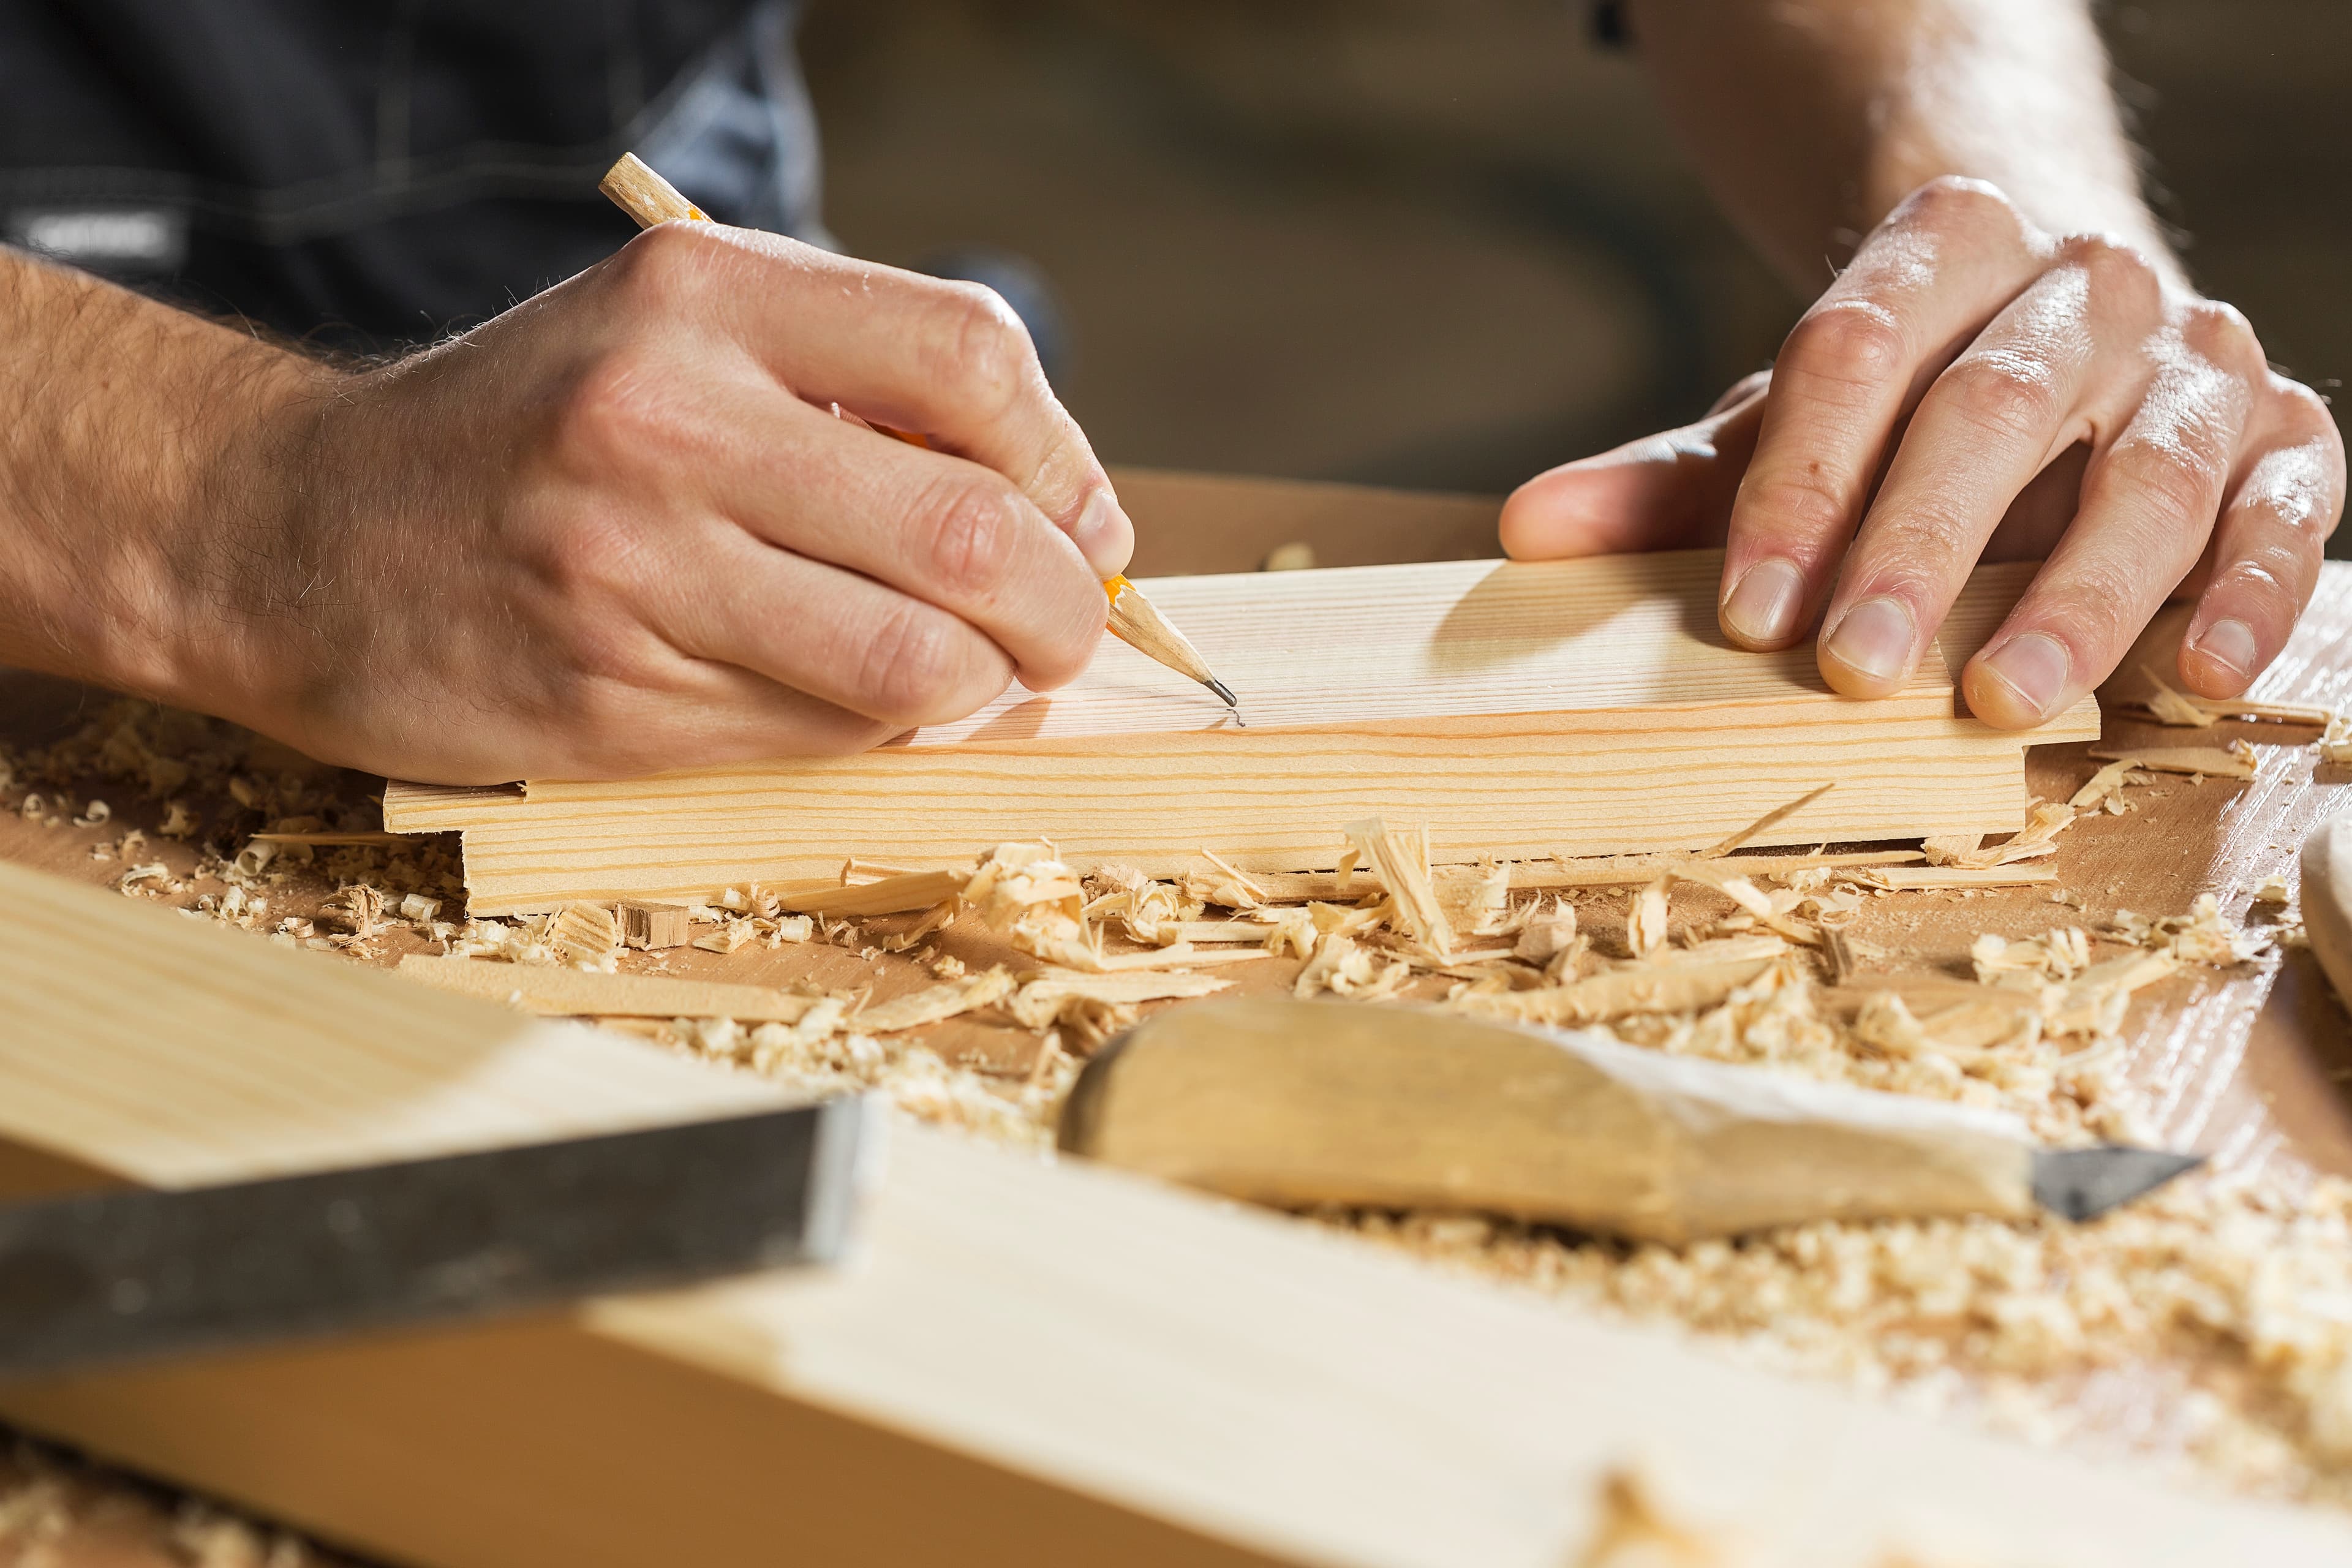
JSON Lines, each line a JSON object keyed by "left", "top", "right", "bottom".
{"left": 1979, "top": 631, "right": 2073, "bottom": 720}
{"left": 1071, "top": 489, "right": 1125, "bottom": 562}
{"left": 2191, "top": 617, "right": 2258, "bottom": 682}
{"left": 1721, "top": 558, "right": 1805, "bottom": 644}
{"left": 1822, "top": 596, "right": 1917, "bottom": 685}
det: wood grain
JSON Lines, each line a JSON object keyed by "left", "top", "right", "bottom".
{"left": 386, "top": 551, "right": 2099, "bottom": 914}
{"left": 0, "top": 863, "right": 2343, "bottom": 1567}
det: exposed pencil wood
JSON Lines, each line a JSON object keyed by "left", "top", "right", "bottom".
{"left": 599, "top": 151, "right": 703, "bottom": 226}
{"left": 0, "top": 862, "right": 2344, "bottom": 1567}
{"left": 393, "top": 955, "right": 820, "bottom": 1022}
{"left": 388, "top": 553, "right": 2097, "bottom": 914}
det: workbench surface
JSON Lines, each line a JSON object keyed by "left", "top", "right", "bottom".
{"left": 2, "top": 574, "right": 2349, "bottom": 1564}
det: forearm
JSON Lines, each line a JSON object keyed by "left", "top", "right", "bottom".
{"left": 1627, "top": 0, "right": 2180, "bottom": 288}
{"left": 0, "top": 248, "right": 327, "bottom": 705}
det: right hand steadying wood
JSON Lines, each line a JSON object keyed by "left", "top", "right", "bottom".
{"left": 0, "top": 222, "right": 1134, "bottom": 782}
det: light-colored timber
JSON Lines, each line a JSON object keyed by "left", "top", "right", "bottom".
{"left": 0, "top": 861, "right": 2345, "bottom": 1566}
{"left": 386, "top": 552, "right": 2098, "bottom": 915}
{"left": 391, "top": 954, "right": 820, "bottom": 1022}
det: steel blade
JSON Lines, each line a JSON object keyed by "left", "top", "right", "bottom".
{"left": 0, "top": 1097, "right": 873, "bottom": 1382}
{"left": 2030, "top": 1144, "right": 2203, "bottom": 1223}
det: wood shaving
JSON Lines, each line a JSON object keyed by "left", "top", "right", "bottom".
{"left": 551, "top": 902, "right": 618, "bottom": 965}
{"left": 1293, "top": 932, "right": 1414, "bottom": 1000}
{"left": 853, "top": 968, "right": 1017, "bottom": 1034}
{"left": 1625, "top": 877, "right": 1670, "bottom": 960}
{"left": 2139, "top": 665, "right": 2336, "bottom": 728}
{"left": 2089, "top": 744, "right": 2259, "bottom": 780}
{"left": 1009, "top": 969, "right": 1231, "bottom": 1025}
{"left": 1699, "top": 780, "right": 1834, "bottom": 857}
{"left": 1344, "top": 818, "right": 1456, "bottom": 958}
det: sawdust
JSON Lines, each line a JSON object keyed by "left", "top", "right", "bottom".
{"left": 9, "top": 703, "right": 2350, "bottom": 1518}
{"left": 1344, "top": 1172, "right": 2352, "bottom": 1509}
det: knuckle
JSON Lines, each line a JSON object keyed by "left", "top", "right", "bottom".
{"left": 2054, "top": 232, "right": 2163, "bottom": 311}
{"left": 605, "top": 220, "right": 723, "bottom": 314}
{"left": 2110, "top": 437, "right": 2223, "bottom": 526}
{"left": 1781, "top": 300, "right": 1908, "bottom": 391}
{"left": 1736, "top": 467, "right": 1860, "bottom": 552}
{"left": 854, "top": 599, "right": 977, "bottom": 725}
{"left": 2176, "top": 298, "right": 2266, "bottom": 376}
{"left": 915, "top": 476, "right": 1025, "bottom": 599}
{"left": 926, "top": 282, "right": 1038, "bottom": 422}
{"left": 1896, "top": 176, "right": 2024, "bottom": 236}
{"left": 552, "top": 352, "right": 689, "bottom": 479}
{"left": 2269, "top": 374, "right": 2335, "bottom": 433}
{"left": 1938, "top": 353, "right": 2064, "bottom": 443}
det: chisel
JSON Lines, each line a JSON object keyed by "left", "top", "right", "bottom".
{"left": 1059, "top": 998, "right": 2198, "bottom": 1243}
{"left": 0, "top": 1096, "right": 873, "bottom": 1382}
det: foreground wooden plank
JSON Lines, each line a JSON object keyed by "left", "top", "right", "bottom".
{"left": 3, "top": 861, "right": 2338, "bottom": 1567}
{"left": 386, "top": 552, "right": 2098, "bottom": 913}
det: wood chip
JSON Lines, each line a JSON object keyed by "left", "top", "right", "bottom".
{"left": 2089, "top": 743, "right": 2259, "bottom": 780}
{"left": 1453, "top": 953, "right": 1780, "bottom": 1025}
{"left": 1344, "top": 818, "right": 1455, "bottom": 958}
{"left": 619, "top": 901, "right": 690, "bottom": 950}
{"left": 393, "top": 956, "right": 821, "bottom": 1022}
{"left": 552, "top": 902, "right": 619, "bottom": 964}
{"left": 854, "top": 968, "right": 1017, "bottom": 1034}
{"left": 1699, "top": 780, "right": 1834, "bottom": 857}
{"left": 775, "top": 869, "right": 967, "bottom": 917}
{"left": 1842, "top": 865, "right": 2060, "bottom": 891}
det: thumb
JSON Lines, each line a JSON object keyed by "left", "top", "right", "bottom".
{"left": 1499, "top": 374, "right": 1769, "bottom": 560}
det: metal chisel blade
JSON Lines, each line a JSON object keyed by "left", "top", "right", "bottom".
{"left": 0, "top": 1096, "right": 875, "bottom": 1382}
{"left": 2030, "top": 1144, "right": 2204, "bottom": 1223}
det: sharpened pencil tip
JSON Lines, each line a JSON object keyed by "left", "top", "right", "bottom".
{"left": 1206, "top": 677, "right": 1242, "bottom": 724}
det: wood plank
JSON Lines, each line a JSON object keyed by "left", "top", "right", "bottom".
{"left": 390, "top": 551, "right": 2097, "bottom": 914}
{"left": 0, "top": 859, "right": 2346, "bottom": 1567}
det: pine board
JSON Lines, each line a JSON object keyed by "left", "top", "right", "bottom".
{"left": 0, "top": 859, "right": 2343, "bottom": 1568}
{"left": 386, "top": 551, "right": 2098, "bottom": 914}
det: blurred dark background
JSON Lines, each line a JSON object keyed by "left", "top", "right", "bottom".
{"left": 799, "top": 0, "right": 2349, "bottom": 526}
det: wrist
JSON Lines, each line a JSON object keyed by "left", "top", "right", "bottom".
{"left": 136, "top": 349, "right": 352, "bottom": 731}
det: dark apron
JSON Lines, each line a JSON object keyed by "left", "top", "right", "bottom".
{"left": 0, "top": 0, "right": 827, "bottom": 349}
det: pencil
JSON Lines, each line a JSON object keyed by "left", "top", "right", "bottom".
{"left": 597, "top": 153, "right": 1245, "bottom": 723}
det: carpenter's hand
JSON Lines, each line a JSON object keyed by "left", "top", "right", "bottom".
{"left": 200, "top": 221, "right": 1130, "bottom": 782}
{"left": 1499, "top": 177, "right": 2346, "bottom": 726}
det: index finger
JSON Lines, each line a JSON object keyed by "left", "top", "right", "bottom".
{"left": 687, "top": 225, "right": 1134, "bottom": 576}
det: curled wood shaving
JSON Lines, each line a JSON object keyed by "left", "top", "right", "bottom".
{"left": 1294, "top": 932, "right": 1413, "bottom": 1000}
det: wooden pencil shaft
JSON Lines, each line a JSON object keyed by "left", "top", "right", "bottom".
{"left": 600, "top": 152, "right": 702, "bottom": 227}
{"left": 1104, "top": 575, "right": 1216, "bottom": 688}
